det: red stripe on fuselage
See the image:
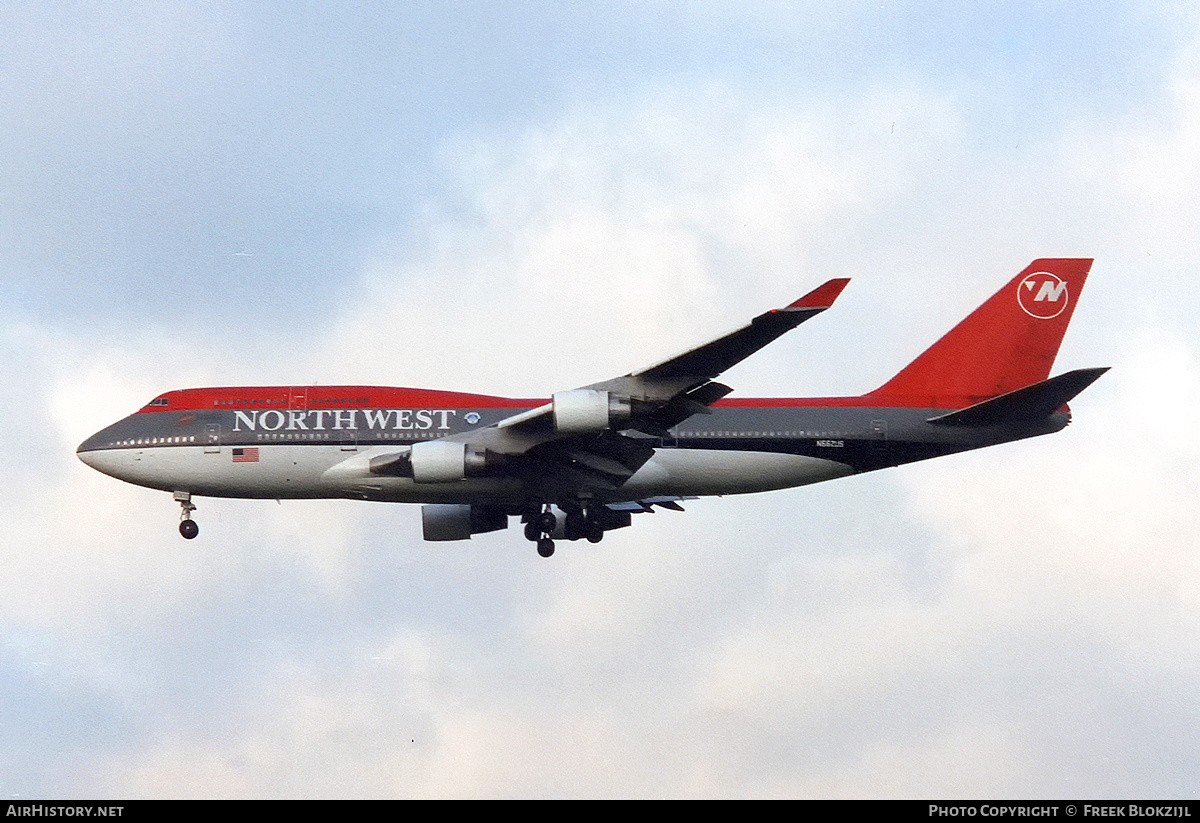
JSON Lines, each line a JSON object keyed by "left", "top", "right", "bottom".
{"left": 138, "top": 386, "right": 982, "bottom": 415}
{"left": 139, "top": 386, "right": 543, "bottom": 413}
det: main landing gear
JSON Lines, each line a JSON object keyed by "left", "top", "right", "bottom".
{"left": 174, "top": 491, "right": 198, "bottom": 540}
{"left": 522, "top": 504, "right": 605, "bottom": 558}
{"left": 523, "top": 507, "right": 558, "bottom": 557}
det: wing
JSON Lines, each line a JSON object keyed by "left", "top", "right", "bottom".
{"left": 371, "top": 278, "right": 850, "bottom": 493}
{"left": 589, "top": 276, "right": 852, "bottom": 403}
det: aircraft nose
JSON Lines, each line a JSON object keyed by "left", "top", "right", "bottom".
{"left": 77, "top": 428, "right": 106, "bottom": 462}
{"left": 76, "top": 425, "right": 121, "bottom": 473}
{"left": 76, "top": 442, "right": 101, "bottom": 470}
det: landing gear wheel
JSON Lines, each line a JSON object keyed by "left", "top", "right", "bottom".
{"left": 537, "top": 510, "right": 557, "bottom": 534}
{"left": 537, "top": 537, "right": 555, "bottom": 558}
{"left": 174, "top": 491, "right": 198, "bottom": 540}
{"left": 582, "top": 505, "right": 605, "bottom": 543}
{"left": 523, "top": 520, "right": 541, "bottom": 542}
{"left": 564, "top": 509, "right": 586, "bottom": 541}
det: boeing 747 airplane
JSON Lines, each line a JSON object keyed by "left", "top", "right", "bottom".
{"left": 78, "top": 258, "right": 1106, "bottom": 557}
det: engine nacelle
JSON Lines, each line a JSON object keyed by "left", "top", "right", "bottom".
{"left": 551, "top": 390, "right": 632, "bottom": 434}
{"left": 422, "top": 504, "right": 508, "bottom": 541}
{"left": 377, "top": 441, "right": 499, "bottom": 483}
{"left": 410, "top": 440, "right": 467, "bottom": 483}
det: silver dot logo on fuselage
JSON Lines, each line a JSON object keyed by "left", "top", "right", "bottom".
{"left": 465, "top": 412, "right": 480, "bottom": 425}
{"left": 1018, "top": 271, "right": 1069, "bottom": 319}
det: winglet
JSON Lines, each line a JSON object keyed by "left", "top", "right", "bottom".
{"left": 784, "top": 278, "right": 851, "bottom": 311}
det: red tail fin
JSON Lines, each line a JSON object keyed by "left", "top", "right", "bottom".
{"left": 869, "top": 258, "right": 1093, "bottom": 407}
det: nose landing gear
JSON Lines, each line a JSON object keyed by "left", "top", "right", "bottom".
{"left": 174, "top": 491, "right": 198, "bottom": 539}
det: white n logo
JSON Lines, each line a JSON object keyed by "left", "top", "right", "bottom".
{"left": 1035, "top": 280, "right": 1068, "bottom": 303}
{"left": 1018, "top": 272, "right": 1069, "bottom": 319}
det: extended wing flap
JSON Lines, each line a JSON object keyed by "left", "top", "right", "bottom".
{"left": 606, "top": 496, "right": 695, "bottom": 512}
{"left": 526, "top": 430, "right": 658, "bottom": 489}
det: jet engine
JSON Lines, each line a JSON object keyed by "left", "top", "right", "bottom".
{"left": 370, "top": 441, "right": 501, "bottom": 483}
{"left": 551, "top": 389, "right": 632, "bottom": 434}
{"left": 409, "top": 440, "right": 468, "bottom": 482}
{"left": 422, "top": 504, "right": 508, "bottom": 541}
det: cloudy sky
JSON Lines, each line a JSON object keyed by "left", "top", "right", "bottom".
{"left": 2, "top": 0, "right": 1198, "bottom": 799}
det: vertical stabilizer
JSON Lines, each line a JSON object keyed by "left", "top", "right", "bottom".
{"left": 869, "top": 258, "right": 1093, "bottom": 407}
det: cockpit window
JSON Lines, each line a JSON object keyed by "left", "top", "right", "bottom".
{"left": 145, "top": 397, "right": 170, "bottom": 407}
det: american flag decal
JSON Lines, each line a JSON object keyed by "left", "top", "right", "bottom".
{"left": 232, "top": 447, "right": 260, "bottom": 463}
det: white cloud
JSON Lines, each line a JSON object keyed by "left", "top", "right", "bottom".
{"left": 785, "top": 724, "right": 1034, "bottom": 798}
{"left": 316, "top": 84, "right": 964, "bottom": 397}
{"left": 901, "top": 330, "right": 1200, "bottom": 655}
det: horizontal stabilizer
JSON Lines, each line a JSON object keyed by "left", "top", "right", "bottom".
{"left": 928, "top": 367, "right": 1109, "bottom": 427}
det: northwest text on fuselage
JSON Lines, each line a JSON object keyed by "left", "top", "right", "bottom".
{"left": 231, "top": 408, "right": 459, "bottom": 433}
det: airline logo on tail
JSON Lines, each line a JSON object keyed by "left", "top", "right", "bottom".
{"left": 1018, "top": 271, "right": 1069, "bottom": 319}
